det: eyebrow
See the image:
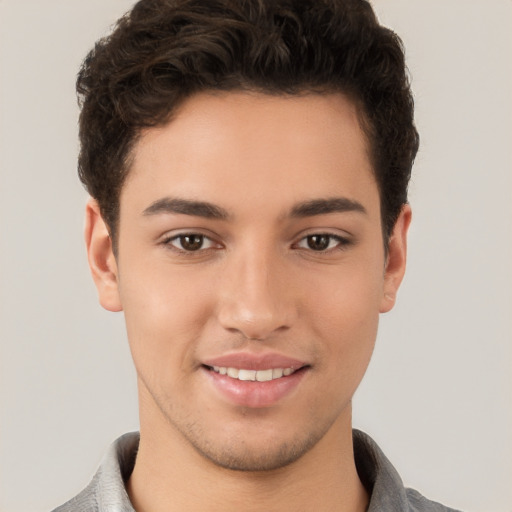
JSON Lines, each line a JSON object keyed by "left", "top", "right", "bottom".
{"left": 290, "top": 197, "right": 367, "bottom": 217}
{"left": 143, "top": 197, "right": 230, "bottom": 219}
{"left": 142, "top": 196, "right": 366, "bottom": 220}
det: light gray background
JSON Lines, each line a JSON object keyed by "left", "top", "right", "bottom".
{"left": 0, "top": 1, "right": 510, "bottom": 511}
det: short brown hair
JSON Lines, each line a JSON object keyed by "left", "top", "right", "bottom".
{"left": 77, "top": 0, "right": 419, "bottom": 243}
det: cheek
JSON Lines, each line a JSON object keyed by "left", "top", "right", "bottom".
{"left": 118, "top": 264, "right": 213, "bottom": 377}
{"left": 306, "top": 258, "right": 383, "bottom": 371}
{"left": 310, "top": 253, "right": 383, "bottom": 319}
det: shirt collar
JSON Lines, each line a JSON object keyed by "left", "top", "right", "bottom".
{"left": 353, "top": 429, "right": 411, "bottom": 511}
{"left": 54, "top": 429, "right": 448, "bottom": 512}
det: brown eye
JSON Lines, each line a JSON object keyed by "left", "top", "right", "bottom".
{"left": 306, "top": 234, "right": 330, "bottom": 251}
{"left": 178, "top": 234, "right": 204, "bottom": 251}
{"left": 296, "top": 233, "right": 349, "bottom": 252}
{"left": 164, "top": 232, "right": 219, "bottom": 253}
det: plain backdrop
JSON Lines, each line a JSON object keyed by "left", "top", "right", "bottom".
{"left": 0, "top": 1, "right": 511, "bottom": 511}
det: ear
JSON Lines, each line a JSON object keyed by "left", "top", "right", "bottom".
{"left": 379, "top": 204, "right": 412, "bottom": 313}
{"left": 84, "top": 199, "right": 123, "bottom": 312}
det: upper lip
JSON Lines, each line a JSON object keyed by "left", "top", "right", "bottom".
{"left": 202, "top": 352, "right": 308, "bottom": 371}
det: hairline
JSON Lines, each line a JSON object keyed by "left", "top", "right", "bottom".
{"left": 105, "top": 87, "right": 392, "bottom": 256}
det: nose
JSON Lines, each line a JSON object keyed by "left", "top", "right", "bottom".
{"left": 216, "top": 246, "right": 296, "bottom": 340}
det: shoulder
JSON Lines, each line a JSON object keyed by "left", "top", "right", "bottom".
{"left": 50, "top": 432, "right": 139, "bottom": 512}
{"left": 405, "top": 488, "right": 462, "bottom": 512}
{"left": 353, "top": 430, "right": 463, "bottom": 512}
{"left": 51, "top": 479, "right": 99, "bottom": 512}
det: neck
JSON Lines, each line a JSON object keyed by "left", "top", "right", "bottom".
{"left": 127, "top": 403, "right": 368, "bottom": 512}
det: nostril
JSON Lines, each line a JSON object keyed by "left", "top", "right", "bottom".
{"left": 217, "top": 286, "right": 296, "bottom": 341}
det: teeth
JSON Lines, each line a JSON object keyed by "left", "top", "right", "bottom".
{"left": 256, "top": 369, "right": 273, "bottom": 382}
{"left": 227, "top": 367, "right": 239, "bottom": 378}
{"left": 210, "top": 366, "right": 297, "bottom": 381}
{"left": 238, "top": 369, "right": 256, "bottom": 381}
{"left": 272, "top": 368, "right": 283, "bottom": 379}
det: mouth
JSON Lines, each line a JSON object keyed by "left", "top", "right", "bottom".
{"left": 201, "top": 360, "right": 309, "bottom": 408}
{"left": 204, "top": 365, "right": 303, "bottom": 382}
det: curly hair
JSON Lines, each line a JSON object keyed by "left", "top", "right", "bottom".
{"left": 77, "top": 0, "right": 419, "bottom": 243}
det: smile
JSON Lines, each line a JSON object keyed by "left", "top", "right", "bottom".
{"left": 209, "top": 366, "right": 297, "bottom": 382}
{"left": 203, "top": 359, "right": 309, "bottom": 407}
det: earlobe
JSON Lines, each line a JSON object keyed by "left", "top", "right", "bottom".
{"left": 84, "top": 199, "right": 123, "bottom": 312}
{"left": 379, "top": 204, "right": 412, "bottom": 313}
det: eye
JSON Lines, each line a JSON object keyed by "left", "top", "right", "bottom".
{"left": 164, "top": 233, "right": 217, "bottom": 252}
{"left": 296, "top": 234, "right": 349, "bottom": 252}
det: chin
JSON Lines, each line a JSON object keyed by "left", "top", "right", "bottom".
{"left": 174, "top": 412, "right": 337, "bottom": 473}
{"left": 194, "top": 436, "right": 321, "bottom": 472}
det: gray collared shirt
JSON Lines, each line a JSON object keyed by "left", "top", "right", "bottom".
{"left": 52, "top": 430, "right": 461, "bottom": 512}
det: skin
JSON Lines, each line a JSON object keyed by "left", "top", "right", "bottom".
{"left": 86, "top": 91, "right": 410, "bottom": 512}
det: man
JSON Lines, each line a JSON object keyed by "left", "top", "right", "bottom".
{"left": 53, "top": 1, "right": 460, "bottom": 511}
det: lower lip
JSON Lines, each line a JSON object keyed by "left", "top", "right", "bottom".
{"left": 203, "top": 367, "right": 308, "bottom": 408}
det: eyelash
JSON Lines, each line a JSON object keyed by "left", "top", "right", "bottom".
{"left": 161, "top": 232, "right": 352, "bottom": 254}
{"left": 161, "top": 233, "right": 220, "bottom": 253}
{"left": 294, "top": 233, "right": 351, "bottom": 252}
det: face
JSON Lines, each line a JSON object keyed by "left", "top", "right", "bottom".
{"left": 87, "top": 92, "right": 409, "bottom": 472}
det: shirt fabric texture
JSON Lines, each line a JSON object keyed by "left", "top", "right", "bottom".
{"left": 52, "top": 430, "right": 461, "bottom": 512}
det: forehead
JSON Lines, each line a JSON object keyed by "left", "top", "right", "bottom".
{"left": 121, "top": 91, "right": 379, "bottom": 219}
